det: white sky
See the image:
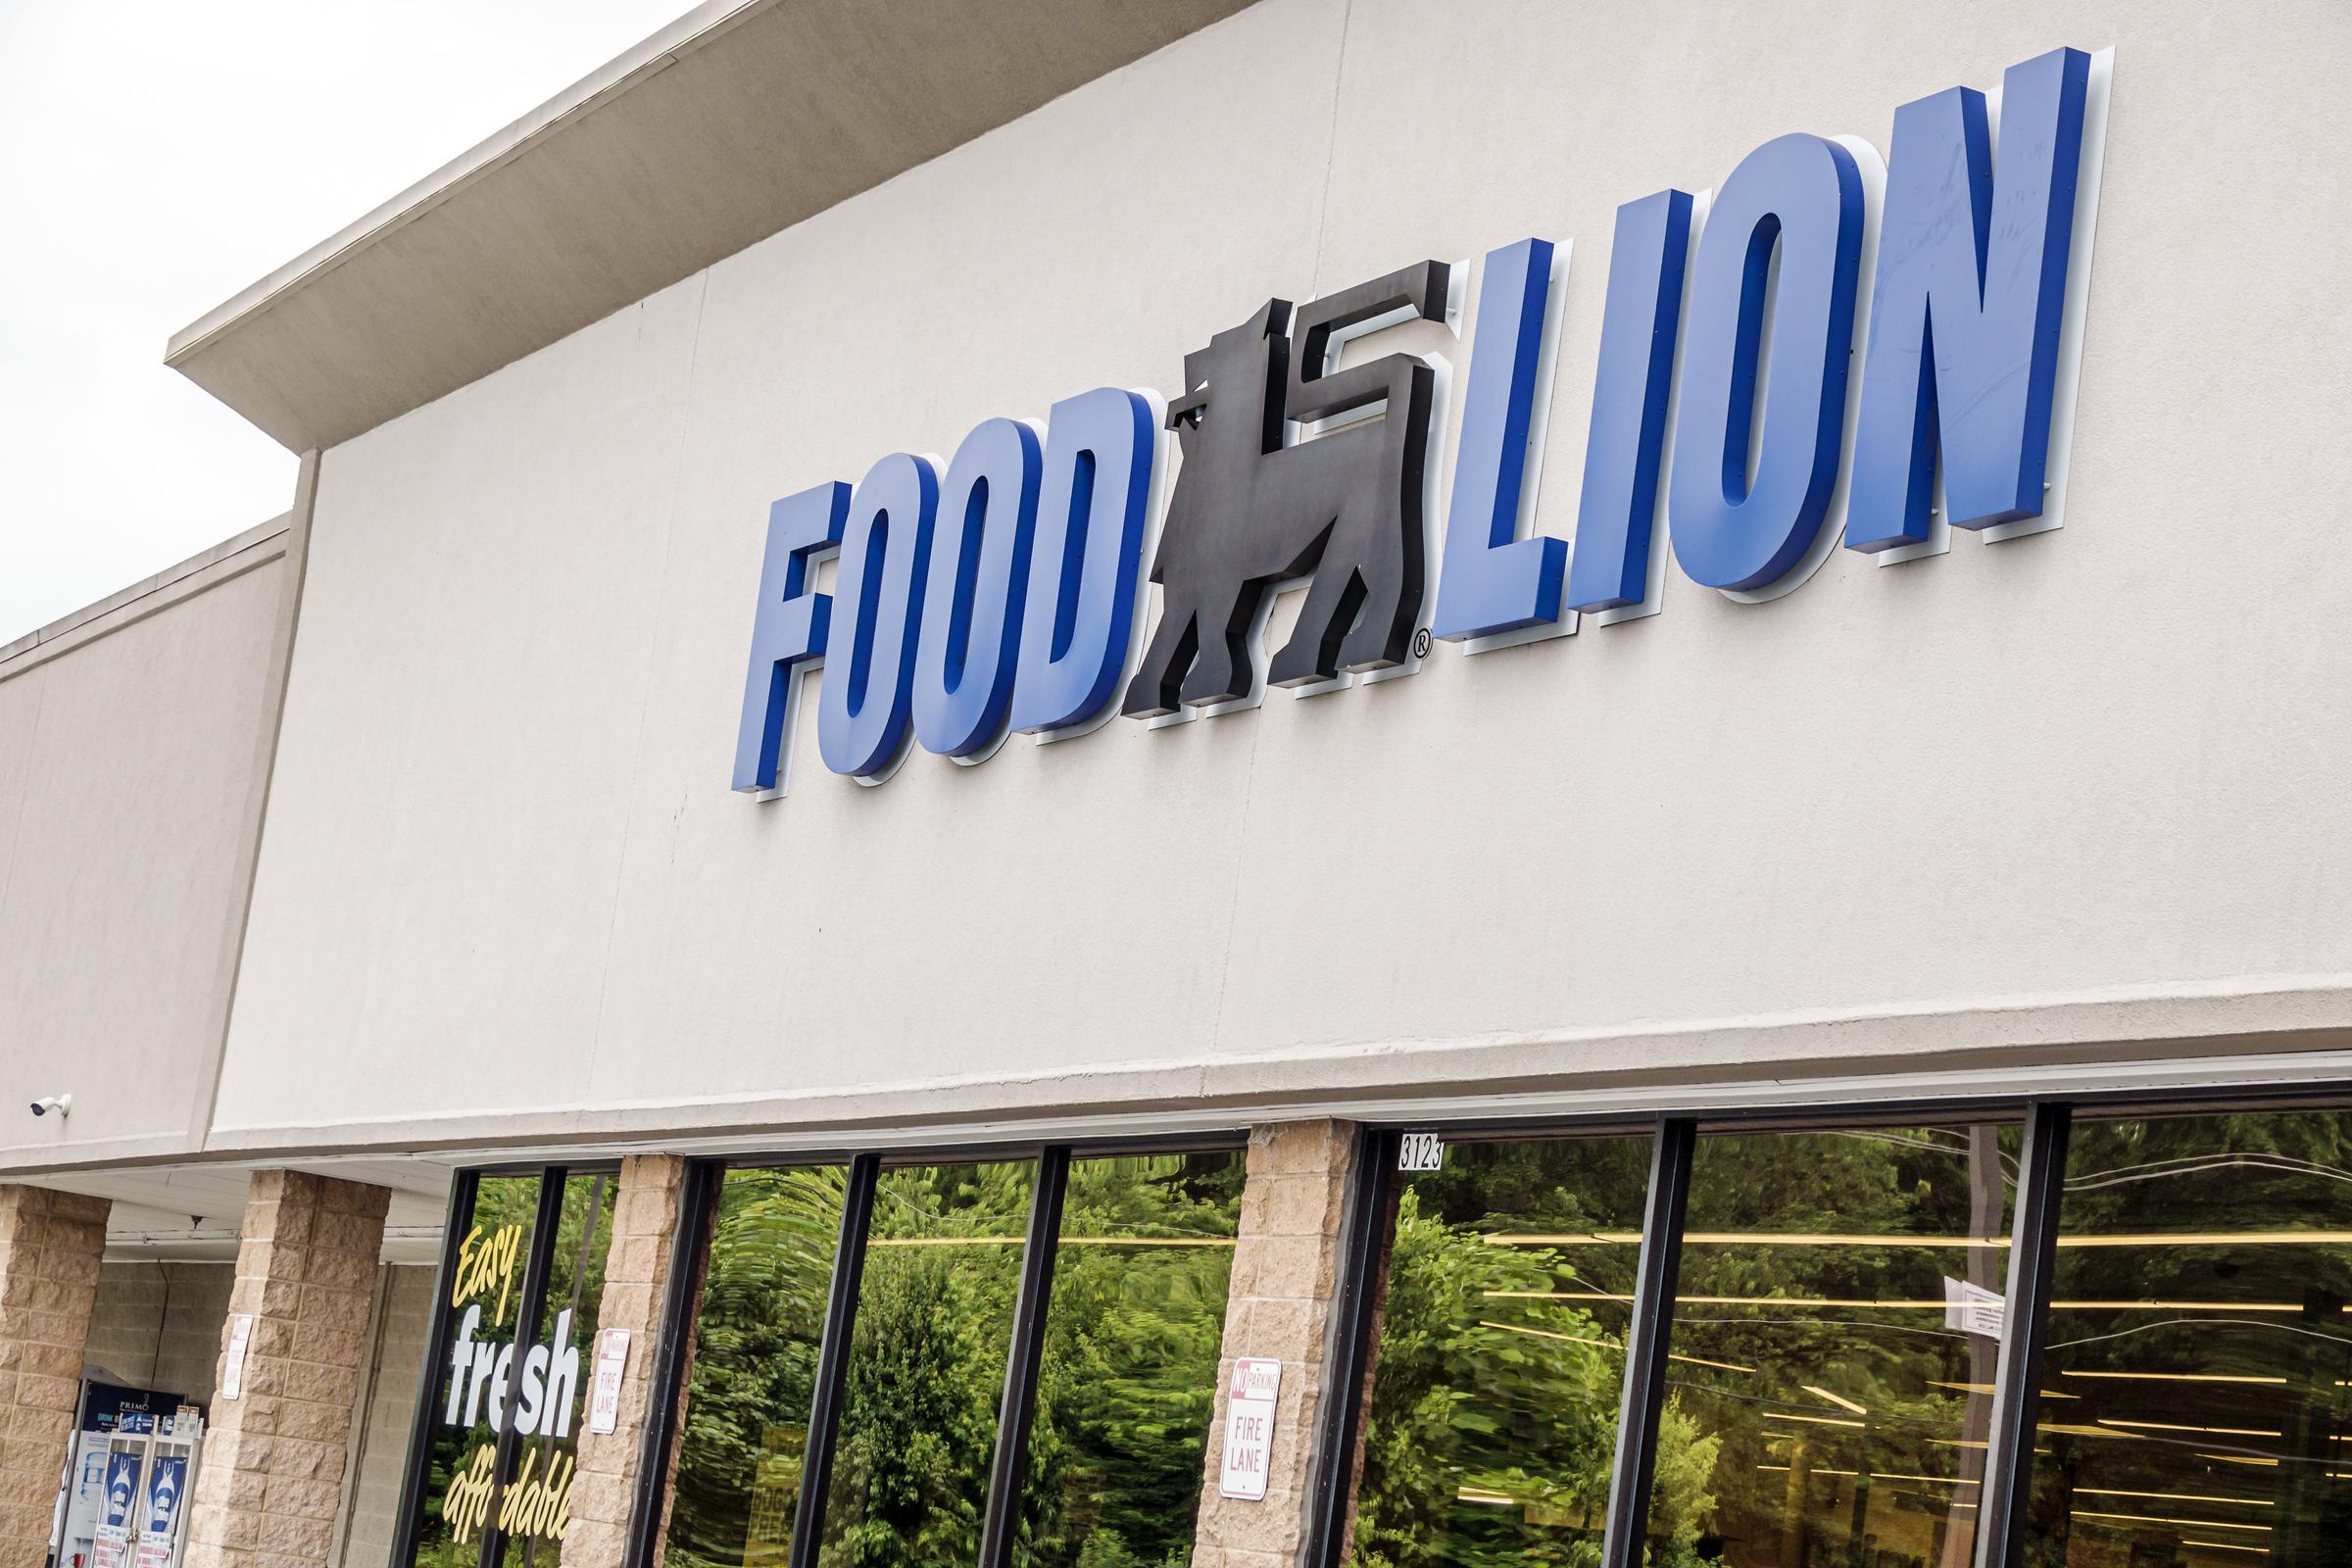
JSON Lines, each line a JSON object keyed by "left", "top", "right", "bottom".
{"left": 0, "top": 0, "right": 690, "bottom": 644}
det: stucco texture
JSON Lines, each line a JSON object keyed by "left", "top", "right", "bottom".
{"left": 219, "top": 0, "right": 2352, "bottom": 1150}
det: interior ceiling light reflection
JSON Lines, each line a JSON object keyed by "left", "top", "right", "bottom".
{"left": 1486, "top": 1230, "right": 2352, "bottom": 1249}
{"left": 1485, "top": 1289, "right": 2305, "bottom": 1312}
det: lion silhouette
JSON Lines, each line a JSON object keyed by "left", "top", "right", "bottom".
{"left": 1121, "top": 260, "right": 1451, "bottom": 717}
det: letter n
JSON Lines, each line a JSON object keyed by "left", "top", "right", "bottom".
{"left": 1846, "top": 47, "right": 2090, "bottom": 552}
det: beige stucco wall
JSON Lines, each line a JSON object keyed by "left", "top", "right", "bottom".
{"left": 215, "top": 0, "right": 2352, "bottom": 1153}
{"left": 0, "top": 521, "right": 291, "bottom": 1172}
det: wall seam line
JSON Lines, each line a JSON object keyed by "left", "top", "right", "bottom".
{"left": 582, "top": 270, "right": 716, "bottom": 1102}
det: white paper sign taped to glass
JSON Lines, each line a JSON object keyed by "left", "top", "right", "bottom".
{"left": 1943, "top": 1276, "right": 2005, "bottom": 1340}
{"left": 1218, "top": 1357, "right": 1285, "bottom": 1500}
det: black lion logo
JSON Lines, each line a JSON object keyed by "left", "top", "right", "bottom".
{"left": 1122, "top": 261, "right": 1451, "bottom": 717}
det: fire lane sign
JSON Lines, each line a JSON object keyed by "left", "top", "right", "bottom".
{"left": 1219, "top": 1357, "right": 1284, "bottom": 1501}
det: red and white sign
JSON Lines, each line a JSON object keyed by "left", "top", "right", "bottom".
{"left": 91, "top": 1524, "right": 128, "bottom": 1568}
{"left": 1218, "top": 1357, "right": 1284, "bottom": 1501}
{"left": 587, "top": 1327, "right": 631, "bottom": 1436}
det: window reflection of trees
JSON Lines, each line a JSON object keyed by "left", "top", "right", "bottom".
{"left": 1345, "top": 1129, "right": 2018, "bottom": 1568}
{"left": 2024, "top": 1112, "right": 2352, "bottom": 1568}
{"left": 664, "top": 1153, "right": 1242, "bottom": 1568}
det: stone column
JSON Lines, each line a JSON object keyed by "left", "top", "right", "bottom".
{"left": 565, "top": 1154, "right": 694, "bottom": 1568}
{"left": 0, "top": 1185, "right": 111, "bottom": 1568}
{"left": 182, "top": 1171, "right": 389, "bottom": 1568}
{"left": 1192, "top": 1120, "right": 1362, "bottom": 1568}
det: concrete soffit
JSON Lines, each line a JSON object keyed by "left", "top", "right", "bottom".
{"left": 163, "top": 0, "right": 1258, "bottom": 452}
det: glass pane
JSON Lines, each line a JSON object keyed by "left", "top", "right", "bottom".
{"left": 1344, "top": 1134, "right": 1656, "bottom": 1566}
{"left": 817, "top": 1160, "right": 1036, "bottom": 1568}
{"left": 502, "top": 1170, "right": 618, "bottom": 1568}
{"left": 2023, "top": 1109, "right": 2352, "bottom": 1566}
{"left": 1660, "top": 1123, "right": 2019, "bottom": 1568}
{"left": 1015, "top": 1151, "right": 1245, "bottom": 1568}
{"left": 413, "top": 1173, "right": 544, "bottom": 1568}
{"left": 664, "top": 1166, "right": 851, "bottom": 1568}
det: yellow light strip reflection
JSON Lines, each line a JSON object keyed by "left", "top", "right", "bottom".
{"left": 2062, "top": 1370, "right": 2287, "bottom": 1387}
{"left": 1487, "top": 1230, "right": 2352, "bottom": 1250}
{"left": 2074, "top": 1512, "right": 2270, "bottom": 1535}
{"left": 2180, "top": 1544, "right": 2269, "bottom": 1557}
{"left": 2097, "top": 1419, "right": 2281, "bottom": 1438}
{"left": 2077, "top": 1489, "right": 2273, "bottom": 1508}
{"left": 1498, "top": 1232, "right": 2007, "bottom": 1249}
{"left": 1802, "top": 1385, "right": 1869, "bottom": 1415}
{"left": 1783, "top": 1414, "right": 1867, "bottom": 1429}
{"left": 1455, "top": 1489, "right": 1515, "bottom": 1507}
{"left": 2202, "top": 1456, "right": 2280, "bottom": 1468}
{"left": 1876, "top": 1474, "right": 1977, "bottom": 1487}
{"left": 1930, "top": 1381, "right": 2078, "bottom": 1400}
{"left": 1482, "top": 1291, "right": 2304, "bottom": 1313}
{"left": 1476, "top": 1318, "right": 1754, "bottom": 1375}
{"left": 1758, "top": 1468, "right": 1981, "bottom": 1488}
{"left": 868, "top": 1236, "right": 1238, "bottom": 1248}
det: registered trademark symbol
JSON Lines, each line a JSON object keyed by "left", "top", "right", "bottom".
{"left": 1412, "top": 628, "right": 1433, "bottom": 660}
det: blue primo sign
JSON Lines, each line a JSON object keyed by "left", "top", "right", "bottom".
{"left": 735, "top": 47, "right": 2104, "bottom": 797}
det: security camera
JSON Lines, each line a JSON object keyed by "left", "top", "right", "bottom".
{"left": 29, "top": 1095, "right": 70, "bottom": 1118}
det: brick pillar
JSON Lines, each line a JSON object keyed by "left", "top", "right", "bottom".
{"left": 1193, "top": 1121, "right": 1361, "bottom": 1568}
{"left": 183, "top": 1171, "right": 389, "bottom": 1568}
{"left": 0, "top": 1186, "right": 111, "bottom": 1568}
{"left": 565, "top": 1154, "right": 693, "bottom": 1568}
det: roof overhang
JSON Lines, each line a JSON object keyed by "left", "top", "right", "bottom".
{"left": 166, "top": 0, "right": 1255, "bottom": 453}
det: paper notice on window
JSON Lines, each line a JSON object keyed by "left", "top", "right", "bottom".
{"left": 587, "top": 1328, "right": 631, "bottom": 1436}
{"left": 1943, "top": 1277, "right": 2005, "bottom": 1340}
{"left": 92, "top": 1524, "right": 129, "bottom": 1568}
{"left": 1218, "top": 1358, "right": 1284, "bottom": 1500}
{"left": 220, "top": 1313, "right": 255, "bottom": 1400}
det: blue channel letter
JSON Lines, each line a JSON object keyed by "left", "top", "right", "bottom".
{"left": 1007, "top": 387, "right": 1156, "bottom": 735}
{"left": 818, "top": 453, "right": 938, "bottom": 778}
{"left": 1668, "top": 132, "right": 1864, "bottom": 593}
{"left": 1565, "top": 190, "right": 1694, "bottom": 613}
{"left": 912, "top": 417, "right": 1043, "bottom": 757}
{"left": 1433, "top": 238, "right": 1564, "bottom": 642}
{"left": 731, "top": 481, "right": 849, "bottom": 793}
{"left": 1845, "top": 47, "right": 2090, "bottom": 552}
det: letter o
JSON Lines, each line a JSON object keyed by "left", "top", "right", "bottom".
{"left": 819, "top": 452, "right": 938, "bottom": 778}
{"left": 1668, "top": 132, "right": 1863, "bottom": 592}
{"left": 912, "top": 417, "right": 1043, "bottom": 757}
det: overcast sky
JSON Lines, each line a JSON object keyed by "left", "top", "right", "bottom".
{"left": 0, "top": 0, "right": 689, "bottom": 644}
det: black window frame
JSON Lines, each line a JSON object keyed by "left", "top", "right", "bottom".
{"left": 391, "top": 1160, "right": 625, "bottom": 1568}
{"left": 620, "top": 1133, "right": 1251, "bottom": 1568}
{"left": 393, "top": 1082, "right": 2352, "bottom": 1568}
{"left": 1309, "top": 1081, "right": 2352, "bottom": 1568}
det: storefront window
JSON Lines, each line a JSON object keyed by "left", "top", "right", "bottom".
{"left": 1343, "top": 1134, "right": 1656, "bottom": 1565}
{"left": 416, "top": 1174, "right": 544, "bottom": 1568}
{"left": 1015, "top": 1152, "right": 1245, "bottom": 1568}
{"left": 501, "top": 1171, "right": 616, "bottom": 1568}
{"left": 816, "top": 1160, "right": 1036, "bottom": 1568}
{"left": 2022, "top": 1109, "right": 2352, "bottom": 1564}
{"left": 403, "top": 1168, "right": 620, "bottom": 1568}
{"left": 1657, "top": 1123, "right": 2019, "bottom": 1568}
{"left": 664, "top": 1166, "right": 851, "bottom": 1568}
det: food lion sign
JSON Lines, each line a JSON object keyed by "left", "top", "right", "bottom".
{"left": 734, "top": 47, "right": 2110, "bottom": 799}
{"left": 1218, "top": 1357, "right": 1286, "bottom": 1502}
